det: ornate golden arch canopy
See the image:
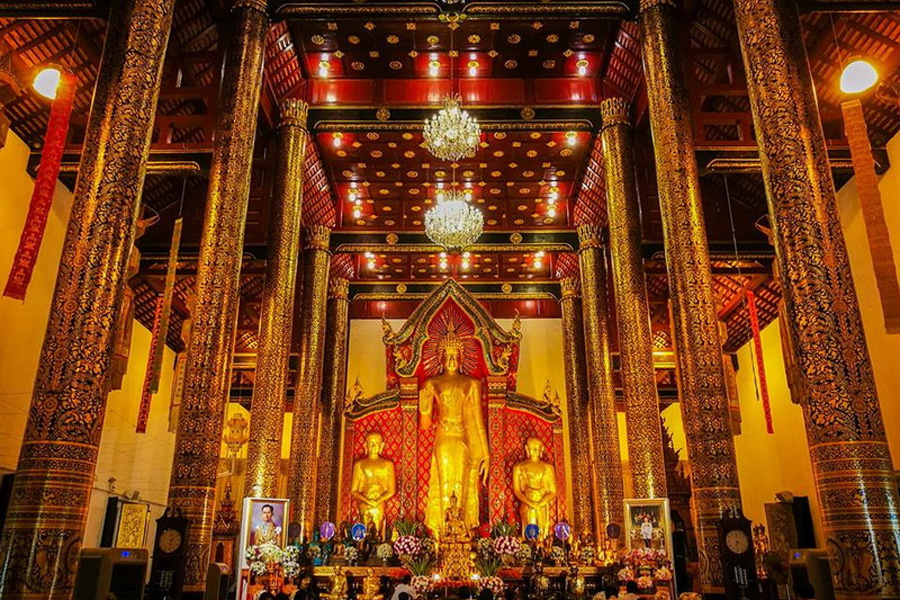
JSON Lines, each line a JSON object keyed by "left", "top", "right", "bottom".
{"left": 381, "top": 279, "right": 522, "bottom": 379}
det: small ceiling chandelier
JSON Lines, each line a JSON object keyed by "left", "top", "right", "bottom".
{"left": 425, "top": 189, "right": 484, "bottom": 250}
{"left": 423, "top": 94, "right": 480, "bottom": 162}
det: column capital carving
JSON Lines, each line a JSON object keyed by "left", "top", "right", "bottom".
{"left": 280, "top": 99, "right": 309, "bottom": 129}
{"left": 639, "top": 0, "right": 677, "bottom": 13}
{"left": 232, "top": 0, "right": 268, "bottom": 13}
{"left": 559, "top": 277, "right": 581, "bottom": 299}
{"left": 601, "top": 97, "right": 631, "bottom": 129}
{"left": 577, "top": 223, "right": 604, "bottom": 251}
{"left": 305, "top": 225, "right": 331, "bottom": 251}
{"left": 329, "top": 276, "right": 350, "bottom": 300}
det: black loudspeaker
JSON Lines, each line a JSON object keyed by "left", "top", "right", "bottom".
{"left": 791, "top": 496, "right": 815, "bottom": 549}
{"left": 205, "top": 563, "right": 230, "bottom": 600}
{"left": 72, "top": 548, "right": 149, "bottom": 600}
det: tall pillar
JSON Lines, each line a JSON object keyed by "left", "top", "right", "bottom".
{"left": 577, "top": 225, "right": 625, "bottom": 540}
{"left": 167, "top": 0, "right": 268, "bottom": 593}
{"left": 638, "top": 0, "right": 741, "bottom": 589}
{"left": 0, "top": 3, "right": 174, "bottom": 598}
{"left": 600, "top": 97, "right": 667, "bottom": 500}
{"left": 315, "top": 276, "right": 351, "bottom": 524}
{"left": 559, "top": 276, "right": 596, "bottom": 536}
{"left": 287, "top": 225, "right": 331, "bottom": 537}
{"left": 244, "top": 100, "right": 309, "bottom": 499}
{"left": 733, "top": 1, "right": 900, "bottom": 596}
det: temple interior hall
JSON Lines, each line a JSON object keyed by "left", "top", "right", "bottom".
{"left": 0, "top": 1, "right": 899, "bottom": 600}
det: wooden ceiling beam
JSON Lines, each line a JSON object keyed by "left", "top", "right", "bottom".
{"left": 0, "top": 1, "right": 107, "bottom": 18}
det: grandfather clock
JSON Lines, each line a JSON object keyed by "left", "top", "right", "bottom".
{"left": 718, "top": 508, "right": 756, "bottom": 600}
{"left": 150, "top": 507, "right": 190, "bottom": 600}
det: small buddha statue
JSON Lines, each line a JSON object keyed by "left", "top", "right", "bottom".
{"left": 322, "top": 566, "right": 349, "bottom": 600}
{"left": 349, "top": 432, "right": 396, "bottom": 537}
{"left": 443, "top": 493, "right": 469, "bottom": 542}
{"left": 357, "top": 568, "right": 384, "bottom": 600}
{"left": 441, "top": 493, "right": 471, "bottom": 579}
{"left": 512, "top": 438, "right": 557, "bottom": 538}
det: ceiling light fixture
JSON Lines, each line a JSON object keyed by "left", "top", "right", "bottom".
{"left": 576, "top": 59, "right": 589, "bottom": 77}
{"left": 423, "top": 94, "right": 480, "bottom": 161}
{"left": 318, "top": 60, "right": 331, "bottom": 78}
{"left": 840, "top": 58, "right": 878, "bottom": 94}
{"left": 429, "top": 59, "right": 441, "bottom": 77}
{"left": 33, "top": 66, "right": 62, "bottom": 100}
{"left": 565, "top": 131, "right": 578, "bottom": 146}
{"left": 425, "top": 189, "right": 484, "bottom": 250}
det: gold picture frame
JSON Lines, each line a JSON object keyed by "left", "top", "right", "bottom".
{"left": 623, "top": 497, "right": 674, "bottom": 554}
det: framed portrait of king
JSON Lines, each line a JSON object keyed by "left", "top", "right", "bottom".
{"left": 623, "top": 497, "right": 673, "bottom": 553}
{"left": 237, "top": 498, "right": 289, "bottom": 600}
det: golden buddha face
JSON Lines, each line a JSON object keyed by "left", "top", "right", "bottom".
{"left": 442, "top": 346, "right": 461, "bottom": 373}
{"left": 365, "top": 432, "right": 384, "bottom": 458}
{"left": 525, "top": 438, "right": 544, "bottom": 460}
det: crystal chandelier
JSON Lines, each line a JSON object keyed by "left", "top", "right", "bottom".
{"left": 425, "top": 189, "right": 484, "bottom": 250}
{"left": 423, "top": 94, "right": 480, "bottom": 162}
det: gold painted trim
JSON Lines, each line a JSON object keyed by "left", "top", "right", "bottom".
{"left": 59, "top": 161, "right": 203, "bottom": 175}
{"left": 313, "top": 121, "right": 594, "bottom": 132}
{"left": 354, "top": 292, "right": 558, "bottom": 302}
{"left": 334, "top": 243, "right": 575, "bottom": 254}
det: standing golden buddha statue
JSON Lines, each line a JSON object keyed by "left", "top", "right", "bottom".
{"left": 420, "top": 324, "right": 489, "bottom": 536}
{"left": 349, "top": 432, "right": 396, "bottom": 537}
{"left": 512, "top": 437, "right": 557, "bottom": 539}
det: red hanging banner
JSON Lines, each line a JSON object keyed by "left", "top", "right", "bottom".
{"left": 136, "top": 296, "right": 164, "bottom": 433}
{"left": 3, "top": 73, "right": 76, "bottom": 301}
{"left": 746, "top": 290, "right": 774, "bottom": 434}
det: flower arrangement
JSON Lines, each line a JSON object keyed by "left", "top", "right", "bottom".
{"left": 345, "top": 546, "right": 360, "bottom": 565}
{"left": 420, "top": 537, "right": 437, "bottom": 557}
{"left": 245, "top": 543, "right": 285, "bottom": 576}
{"left": 479, "top": 576, "right": 505, "bottom": 597}
{"left": 622, "top": 547, "right": 669, "bottom": 569}
{"left": 477, "top": 537, "right": 496, "bottom": 558}
{"left": 411, "top": 575, "right": 434, "bottom": 597}
{"left": 282, "top": 546, "right": 301, "bottom": 578}
{"left": 550, "top": 546, "right": 566, "bottom": 566}
{"left": 475, "top": 556, "right": 502, "bottom": 577}
{"left": 376, "top": 542, "right": 394, "bottom": 562}
{"left": 516, "top": 543, "right": 533, "bottom": 564}
{"left": 307, "top": 545, "right": 322, "bottom": 560}
{"left": 654, "top": 566, "right": 673, "bottom": 582}
{"left": 394, "top": 535, "right": 423, "bottom": 557}
{"left": 493, "top": 535, "right": 521, "bottom": 564}
{"left": 579, "top": 545, "right": 596, "bottom": 566}
{"left": 393, "top": 519, "right": 425, "bottom": 558}
{"left": 637, "top": 575, "right": 655, "bottom": 590}
{"left": 678, "top": 593, "right": 702, "bottom": 600}
{"left": 655, "top": 589, "right": 671, "bottom": 600}
{"left": 405, "top": 554, "right": 435, "bottom": 597}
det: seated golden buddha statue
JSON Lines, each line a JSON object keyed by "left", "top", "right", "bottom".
{"left": 322, "top": 566, "right": 349, "bottom": 600}
{"left": 357, "top": 568, "right": 383, "bottom": 600}
{"left": 441, "top": 493, "right": 472, "bottom": 580}
{"left": 349, "top": 432, "right": 396, "bottom": 537}
{"left": 512, "top": 437, "right": 557, "bottom": 539}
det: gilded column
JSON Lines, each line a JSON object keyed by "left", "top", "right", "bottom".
{"left": 733, "top": 1, "right": 900, "bottom": 597}
{"left": 167, "top": 0, "right": 268, "bottom": 593}
{"left": 315, "top": 276, "right": 351, "bottom": 524}
{"left": 577, "top": 225, "right": 625, "bottom": 540}
{"left": 559, "top": 276, "right": 596, "bottom": 536}
{"left": 600, "top": 97, "right": 667, "bottom": 499}
{"left": 639, "top": 0, "right": 741, "bottom": 589}
{"left": 0, "top": 3, "right": 174, "bottom": 599}
{"left": 287, "top": 225, "right": 332, "bottom": 537}
{"left": 244, "top": 100, "right": 309, "bottom": 498}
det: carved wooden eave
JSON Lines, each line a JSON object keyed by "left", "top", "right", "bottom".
{"left": 506, "top": 391, "right": 562, "bottom": 424}
{"left": 344, "top": 388, "right": 401, "bottom": 420}
{"left": 381, "top": 278, "right": 522, "bottom": 378}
